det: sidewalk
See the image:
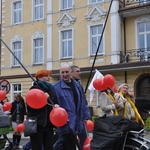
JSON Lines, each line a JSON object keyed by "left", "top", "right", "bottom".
{"left": 6, "top": 131, "right": 29, "bottom": 139}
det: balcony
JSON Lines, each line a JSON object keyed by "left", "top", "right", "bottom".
{"left": 119, "top": 0, "right": 150, "bottom": 17}
{"left": 121, "top": 48, "right": 150, "bottom": 63}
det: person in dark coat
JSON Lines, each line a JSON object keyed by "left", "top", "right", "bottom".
{"left": 26, "top": 69, "right": 57, "bottom": 150}
{"left": 53, "top": 64, "right": 91, "bottom": 150}
{"left": 11, "top": 94, "right": 27, "bottom": 149}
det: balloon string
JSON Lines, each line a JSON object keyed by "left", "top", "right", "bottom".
{"left": 47, "top": 103, "right": 54, "bottom": 107}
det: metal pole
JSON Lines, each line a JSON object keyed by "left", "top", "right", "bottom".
{"left": 0, "top": 37, "right": 54, "bottom": 105}
{"left": 84, "top": 0, "right": 114, "bottom": 94}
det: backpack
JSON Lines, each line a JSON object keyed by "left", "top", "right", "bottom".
{"left": 0, "top": 105, "right": 10, "bottom": 128}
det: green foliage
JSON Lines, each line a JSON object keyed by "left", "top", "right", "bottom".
{"left": 145, "top": 116, "right": 150, "bottom": 131}
{"left": 92, "top": 116, "right": 97, "bottom": 122}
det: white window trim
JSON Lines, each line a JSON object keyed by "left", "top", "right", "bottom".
{"left": 88, "top": 23, "right": 105, "bottom": 57}
{"left": 88, "top": 0, "right": 104, "bottom": 5}
{"left": 135, "top": 15, "right": 150, "bottom": 61}
{"left": 10, "top": 83, "right": 22, "bottom": 102}
{"left": 10, "top": 35, "right": 23, "bottom": 67}
{"left": 11, "top": 0, "right": 23, "bottom": 25}
{"left": 59, "top": 0, "right": 74, "bottom": 11}
{"left": 32, "top": 0, "right": 44, "bottom": 21}
{"left": 31, "top": 31, "right": 45, "bottom": 65}
{"left": 59, "top": 28, "right": 74, "bottom": 59}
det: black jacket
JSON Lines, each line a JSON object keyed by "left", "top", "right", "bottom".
{"left": 11, "top": 100, "right": 27, "bottom": 123}
{"left": 27, "top": 81, "right": 57, "bottom": 128}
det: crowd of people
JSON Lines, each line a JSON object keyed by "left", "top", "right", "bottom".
{"left": 0, "top": 64, "right": 145, "bottom": 150}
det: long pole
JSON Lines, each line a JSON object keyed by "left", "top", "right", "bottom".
{"left": 0, "top": 38, "right": 54, "bottom": 106}
{"left": 84, "top": 0, "right": 114, "bottom": 94}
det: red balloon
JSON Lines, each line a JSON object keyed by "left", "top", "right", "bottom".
{"left": 25, "top": 89, "right": 47, "bottom": 109}
{"left": 83, "top": 136, "right": 91, "bottom": 150}
{"left": 86, "top": 120, "right": 94, "bottom": 131}
{"left": 103, "top": 74, "right": 115, "bottom": 88}
{"left": 17, "top": 123, "right": 25, "bottom": 132}
{"left": 50, "top": 107, "right": 68, "bottom": 127}
{"left": 0, "top": 90, "right": 6, "bottom": 101}
{"left": 93, "top": 78, "right": 106, "bottom": 91}
{"left": 3, "top": 102, "right": 12, "bottom": 111}
{"left": 113, "top": 85, "right": 118, "bottom": 93}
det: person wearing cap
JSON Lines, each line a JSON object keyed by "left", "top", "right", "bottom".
{"left": 118, "top": 83, "right": 145, "bottom": 125}
{"left": 26, "top": 69, "right": 57, "bottom": 150}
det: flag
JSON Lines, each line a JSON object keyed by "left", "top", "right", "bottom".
{"left": 88, "top": 69, "right": 103, "bottom": 103}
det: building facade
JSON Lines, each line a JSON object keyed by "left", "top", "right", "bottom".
{"left": 1, "top": 0, "right": 150, "bottom": 118}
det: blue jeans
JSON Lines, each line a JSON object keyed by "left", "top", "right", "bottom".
{"left": 53, "top": 127, "right": 87, "bottom": 150}
{"left": 23, "top": 141, "right": 31, "bottom": 150}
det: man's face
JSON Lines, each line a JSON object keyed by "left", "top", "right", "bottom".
{"left": 71, "top": 67, "right": 80, "bottom": 81}
{"left": 120, "top": 85, "right": 129, "bottom": 95}
{"left": 60, "top": 66, "right": 71, "bottom": 82}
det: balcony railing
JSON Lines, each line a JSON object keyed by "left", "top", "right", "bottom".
{"left": 120, "top": 0, "right": 150, "bottom": 8}
{"left": 121, "top": 48, "right": 150, "bottom": 63}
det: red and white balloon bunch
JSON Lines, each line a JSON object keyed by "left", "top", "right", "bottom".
{"left": 93, "top": 74, "right": 116, "bottom": 91}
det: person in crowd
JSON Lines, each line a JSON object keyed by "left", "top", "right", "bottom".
{"left": 53, "top": 64, "right": 91, "bottom": 150}
{"left": 26, "top": 69, "right": 57, "bottom": 150}
{"left": 99, "top": 87, "right": 124, "bottom": 117}
{"left": 118, "top": 83, "right": 145, "bottom": 125}
{"left": 71, "top": 65, "right": 81, "bottom": 82}
{"left": 10, "top": 94, "right": 27, "bottom": 149}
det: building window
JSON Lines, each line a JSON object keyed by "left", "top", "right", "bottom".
{"left": 33, "top": 0, "right": 44, "bottom": 20}
{"left": 12, "top": 41, "right": 22, "bottom": 66}
{"left": 61, "top": 0, "right": 73, "bottom": 10}
{"left": 61, "top": 30, "right": 73, "bottom": 58}
{"left": 139, "top": 0, "right": 150, "bottom": 4}
{"left": 138, "top": 21, "right": 150, "bottom": 60}
{"left": 91, "top": 25, "right": 103, "bottom": 55}
{"left": 33, "top": 38, "right": 44, "bottom": 64}
{"left": 90, "top": 0, "right": 103, "bottom": 4}
{"left": 11, "top": 83, "right": 21, "bottom": 102}
{"left": 13, "top": 1, "right": 22, "bottom": 24}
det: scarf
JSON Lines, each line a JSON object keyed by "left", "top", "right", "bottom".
{"left": 119, "top": 92, "right": 145, "bottom": 126}
{"left": 37, "top": 80, "right": 53, "bottom": 92}
{"left": 107, "top": 92, "right": 118, "bottom": 116}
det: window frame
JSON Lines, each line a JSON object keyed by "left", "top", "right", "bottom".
{"left": 90, "top": 24, "right": 104, "bottom": 56}
{"left": 137, "top": 21, "right": 150, "bottom": 61}
{"left": 60, "top": 29, "right": 73, "bottom": 59}
{"left": 32, "top": 0, "right": 44, "bottom": 21}
{"left": 12, "top": 1, "right": 22, "bottom": 25}
{"left": 89, "top": 0, "right": 103, "bottom": 4}
{"left": 11, "top": 41, "right": 22, "bottom": 67}
{"left": 11, "top": 83, "right": 22, "bottom": 102}
{"left": 33, "top": 38, "right": 44, "bottom": 64}
{"left": 60, "top": 0, "right": 73, "bottom": 10}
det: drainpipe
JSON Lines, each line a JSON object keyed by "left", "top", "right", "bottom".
{"left": 123, "top": 17, "right": 127, "bottom": 83}
{"left": 0, "top": 0, "right": 2, "bottom": 75}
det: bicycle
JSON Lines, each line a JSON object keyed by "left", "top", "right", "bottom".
{"left": 123, "top": 129, "right": 150, "bottom": 150}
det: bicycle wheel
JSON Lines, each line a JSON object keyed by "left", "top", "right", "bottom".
{"left": 124, "top": 137, "right": 150, "bottom": 150}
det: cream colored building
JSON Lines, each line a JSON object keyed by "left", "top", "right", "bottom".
{"left": 0, "top": 0, "right": 150, "bottom": 118}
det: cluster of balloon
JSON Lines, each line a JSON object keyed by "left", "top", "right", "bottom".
{"left": 16, "top": 123, "right": 25, "bottom": 132}
{"left": 86, "top": 120, "right": 94, "bottom": 132}
{"left": 83, "top": 136, "right": 91, "bottom": 150}
{"left": 3, "top": 102, "right": 12, "bottom": 111}
{"left": 25, "top": 89, "right": 47, "bottom": 109}
{"left": 103, "top": 74, "right": 115, "bottom": 88}
{"left": 93, "top": 74, "right": 115, "bottom": 91}
{"left": 93, "top": 78, "right": 106, "bottom": 91}
{"left": 0, "top": 90, "right": 12, "bottom": 111}
{"left": 0, "top": 90, "right": 6, "bottom": 101}
{"left": 49, "top": 107, "right": 68, "bottom": 127}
